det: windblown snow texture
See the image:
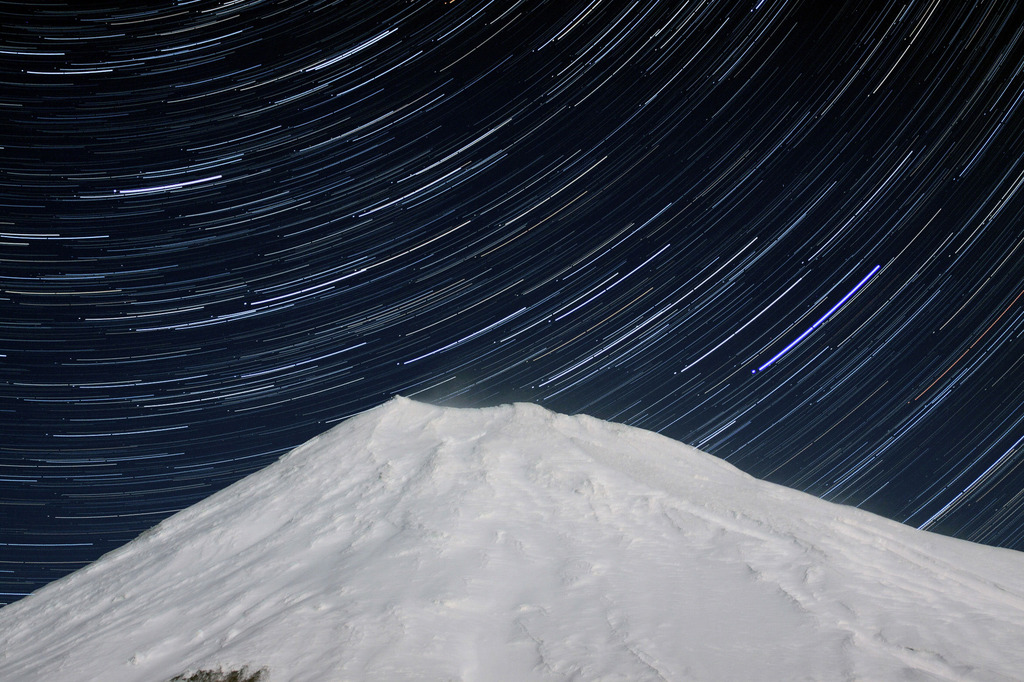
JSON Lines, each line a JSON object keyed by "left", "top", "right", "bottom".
{"left": 2, "top": 399, "right": 1023, "bottom": 680}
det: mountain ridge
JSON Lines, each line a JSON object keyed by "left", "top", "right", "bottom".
{"left": 1, "top": 397, "right": 1022, "bottom": 681}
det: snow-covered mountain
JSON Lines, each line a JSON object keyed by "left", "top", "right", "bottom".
{"left": 2, "top": 398, "right": 1023, "bottom": 681}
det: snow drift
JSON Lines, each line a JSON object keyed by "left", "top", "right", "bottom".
{"left": 1, "top": 397, "right": 1023, "bottom": 681}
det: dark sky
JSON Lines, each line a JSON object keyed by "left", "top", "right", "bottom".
{"left": 3, "top": 0, "right": 1024, "bottom": 604}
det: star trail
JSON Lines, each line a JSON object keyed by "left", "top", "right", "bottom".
{"left": 3, "top": 0, "right": 1024, "bottom": 603}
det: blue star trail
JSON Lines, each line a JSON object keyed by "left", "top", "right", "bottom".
{"left": 754, "top": 264, "right": 881, "bottom": 374}
{"left": 3, "top": 0, "right": 1024, "bottom": 603}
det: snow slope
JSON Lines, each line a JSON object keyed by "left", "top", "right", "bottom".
{"left": 2, "top": 397, "right": 1023, "bottom": 681}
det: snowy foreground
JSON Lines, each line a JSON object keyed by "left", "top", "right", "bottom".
{"left": 2, "top": 399, "right": 1024, "bottom": 681}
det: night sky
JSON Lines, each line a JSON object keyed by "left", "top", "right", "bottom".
{"left": 3, "top": 0, "right": 1024, "bottom": 605}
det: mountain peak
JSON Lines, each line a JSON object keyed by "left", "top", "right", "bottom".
{"left": 2, "top": 400, "right": 1023, "bottom": 681}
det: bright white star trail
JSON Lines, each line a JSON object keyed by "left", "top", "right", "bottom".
{"left": 3, "top": 0, "right": 1024, "bottom": 603}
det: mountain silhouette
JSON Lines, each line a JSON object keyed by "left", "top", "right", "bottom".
{"left": 2, "top": 397, "right": 1023, "bottom": 681}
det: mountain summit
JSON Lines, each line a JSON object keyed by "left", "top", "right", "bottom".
{"left": 2, "top": 398, "right": 1023, "bottom": 681}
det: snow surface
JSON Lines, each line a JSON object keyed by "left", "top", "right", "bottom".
{"left": 2, "top": 398, "right": 1024, "bottom": 682}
